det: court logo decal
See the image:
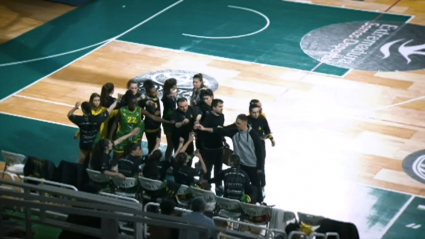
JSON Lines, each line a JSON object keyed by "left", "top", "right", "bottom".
{"left": 133, "top": 70, "right": 219, "bottom": 99}
{"left": 300, "top": 22, "right": 425, "bottom": 72}
{"left": 403, "top": 150, "right": 425, "bottom": 184}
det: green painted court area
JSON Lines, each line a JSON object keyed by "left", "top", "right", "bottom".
{"left": 0, "top": 0, "right": 411, "bottom": 99}
{"left": 0, "top": 0, "right": 422, "bottom": 238}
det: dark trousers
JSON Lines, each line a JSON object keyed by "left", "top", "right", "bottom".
{"left": 146, "top": 129, "right": 161, "bottom": 154}
{"left": 201, "top": 147, "right": 223, "bottom": 183}
{"left": 240, "top": 164, "right": 264, "bottom": 202}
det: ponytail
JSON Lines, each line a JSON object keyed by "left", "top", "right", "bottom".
{"left": 81, "top": 102, "right": 93, "bottom": 128}
{"left": 100, "top": 83, "right": 114, "bottom": 107}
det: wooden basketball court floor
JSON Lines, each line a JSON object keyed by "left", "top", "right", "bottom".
{"left": 1, "top": 0, "right": 425, "bottom": 238}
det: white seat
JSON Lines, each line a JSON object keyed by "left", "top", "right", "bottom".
{"left": 138, "top": 176, "right": 164, "bottom": 190}
{"left": 215, "top": 196, "right": 242, "bottom": 219}
{"left": 176, "top": 184, "right": 191, "bottom": 208}
{"left": 112, "top": 177, "right": 138, "bottom": 198}
{"left": 86, "top": 169, "right": 112, "bottom": 192}
{"left": 86, "top": 169, "right": 111, "bottom": 183}
{"left": 297, "top": 212, "right": 324, "bottom": 226}
{"left": 138, "top": 176, "right": 165, "bottom": 201}
{"left": 240, "top": 203, "right": 272, "bottom": 218}
{"left": 1, "top": 150, "right": 26, "bottom": 177}
{"left": 190, "top": 186, "right": 216, "bottom": 212}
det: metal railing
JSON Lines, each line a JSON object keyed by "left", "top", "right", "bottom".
{"left": 0, "top": 179, "right": 267, "bottom": 239}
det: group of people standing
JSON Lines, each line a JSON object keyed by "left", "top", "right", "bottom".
{"left": 68, "top": 73, "right": 275, "bottom": 204}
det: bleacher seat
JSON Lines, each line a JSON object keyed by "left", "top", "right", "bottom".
{"left": 1, "top": 150, "right": 26, "bottom": 178}
{"left": 190, "top": 186, "right": 216, "bottom": 213}
{"left": 86, "top": 169, "right": 111, "bottom": 192}
{"left": 112, "top": 177, "right": 138, "bottom": 198}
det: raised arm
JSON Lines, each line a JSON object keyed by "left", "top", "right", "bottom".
{"left": 106, "top": 98, "right": 119, "bottom": 114}
{"left": 109, "top": 111, "right": 121, "bottom": 140}
{"left": 113, "top": 128, "right": 140, "bottom": 146}
{"left": 177, "top": 133, "right": 195, "bottom": 154}
{"left": 193, "top": 150, "right": 207, "bottom": 174}
{"left": 67, "top": 102, "right": 81, "bottom": 118}
{"left": 141, "top": 108, "right": 173, "bottom": 124}
{"left": 150, "top": 137, "right": 161, "bottom": 154}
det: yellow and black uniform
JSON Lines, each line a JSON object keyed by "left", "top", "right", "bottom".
{"left": 248, "top": 114, "right": 273, "bottom": 148}
{"left": 75, "top": 107, "right": 119, "bottom": 140}
{"left": 68, "top": 111, "right": 109, "bottom": 152}
{"left": 141, "top": 97, "right": 161, "bottom": 153}
{"left": 114, "top": 106, "right": 145, "bottom": 153}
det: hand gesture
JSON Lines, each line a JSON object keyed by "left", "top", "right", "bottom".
{"left": 183, "top": 118, "right": 190, "bottom": 124}
{"left": 75, "top": 101, "right": 81, "bottom": 109}
{"left": 131, "top": 127, "right": 140, "bottom": 136}
{"left": 189, "top": 132, "right": 195, "bottom": 141}
{"left": 118, "top": 173, "right": 126, "bottom": 180}
{"left": 197, "top": 124, "right": 205, "bottom": 131}
{"left": 179, "top": 137, "right": 184, "bottom": 144}
{"left": 194, "top": 149, "right": 201, "bottom": 158}
{"left": 271, "top": 139, "right": 276, "bottom": 147}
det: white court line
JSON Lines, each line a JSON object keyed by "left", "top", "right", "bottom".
{"left": 0, "top": 0, "right": 184, "bottom": 103}
{"left": 0, "top": 111, "right": 77, "bottom": 129}
{"left": 182, "top": 5, "right": 270, "bottom": 39}
{"left": 0, "top": 43, "right": 109, "bottom": 103}
{"left": 0, "top": 112, "right": 169, "bottom": 147}
{"left": 0, "top": 40, "right": 109, "bottom": 67}
{"left": 114, "top": 39, "right": 342, "bottom": 78}
{"left": 14, "top": 95, "right": 74, "bottom": 107}
{"left": 281, "top": 0, "right": 414, "bottom": 17}
{"left": 379, "top": 195, "right": 415, "bottom": 238}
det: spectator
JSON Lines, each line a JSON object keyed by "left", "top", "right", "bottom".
{"left": 179, "top": 197, "right": 216, "bottom": 239}
{"left": 150, "top": 199, "right": 179, "bottom": 239}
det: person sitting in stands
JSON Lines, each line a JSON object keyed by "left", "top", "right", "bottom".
{"left": 179, "top": 197, "right": 216, "bottom": 239}
{"left": 150, "top": 199, "right": 180, "bottom": 239}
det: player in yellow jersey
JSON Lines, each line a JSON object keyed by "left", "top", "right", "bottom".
{"left": 110, "top": 91, "right": 173, "bottom": 162}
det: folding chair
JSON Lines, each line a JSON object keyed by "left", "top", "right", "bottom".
{"left": 1, "top": 150, "right": 25, "bottom": 178}
{"left": 240, "top": 203, "right": 273, "bottom": 236}
{"left": 86, "top": 169, "right": 112, "bottom": 192}
{"left": 99, "top": 192, "right": 142, "bottom": 236}
{"left": 190, "top": 186, "right": 216, "bottom": 213}
{"left": 111, "top": 177, "right": 138, "bottom": 198}
{"left": 138, "top": 176, "right": 165, "bottom": 203}
{"left": 175, "top": 184, "right": 191, "bottom": 208}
